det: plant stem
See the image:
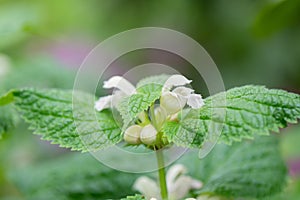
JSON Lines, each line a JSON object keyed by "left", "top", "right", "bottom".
{"left": 156, "top": 149, "right": 168, "bottom": 200}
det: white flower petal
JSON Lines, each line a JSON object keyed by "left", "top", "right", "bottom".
{"left": 111, "top": 90, "right": 127, "bottom": 107}
{"left": 190, "top": 179, "right": 203, "bottom": 189}
{"left": 154, "top": 106, "right": 167, "bottom": 129}
{"left": 170, "top": 176, "right": 196, "bottom": 200}
{"left": 160, "top": 91, "right": 186, "bottom": 115}
{"left": 170, "top": 176, "right": 203, "bottom": 200}
{"left": 163, "top": 75, "right": 192, "bottom": 92}
{"left": 133, "top": 176, "right": 160, "bottom": 199}
{"left": 103, "top": 76, "right": 136, "bottom": 95}
{"left": 187, "top": 94, "right": 204, "bottom": 109}
{"left": 94, "top": 95, "right": 113, "bottom": 111}
{"left": 140, "top": 124, "right": 158, "bottom": 145}
{"left": 124, "top": 125, "right": 142, "bottom": 144}
{"left": 172, "top": 87, "right": 194, "bottom": 98}
{"left": 166, "top": 164, "right": 187, "bottom": 188}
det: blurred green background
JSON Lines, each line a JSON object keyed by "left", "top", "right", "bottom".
{"left": 0, "top": 0, "right": 300, "bottom": 199}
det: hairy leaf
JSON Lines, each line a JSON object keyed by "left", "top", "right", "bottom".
{"left": 8, "top": 153, "right": 140, "bottom": 200}
{"left": 0, "top": 57, "right": 79, "bottom": 138}
{"left": 163, "top": 85, "right": 300, "bottom": 148}
{"left": 0, "top": 88, "right": 122, "bottom": 151}
{"left": 178, "top": 136, "right": 287, "bottom": 198}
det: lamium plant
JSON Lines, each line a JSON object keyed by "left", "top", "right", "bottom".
{"left": 0, "top": 74, "right": 300, "bottom": 200}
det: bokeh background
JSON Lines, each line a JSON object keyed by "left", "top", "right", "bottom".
{"left": 0, "top": 0, "right": 300, "bottom": 199}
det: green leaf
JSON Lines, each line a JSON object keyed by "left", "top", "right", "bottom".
{"left": 135, "top": 74, "right": 170, "bottom": 90}
{"left": 163, "top": 85, "right": 300, "bottom": 148}
{"left": 0, "top": 57, "right": 78, "bottom": 140}
{"left": 0, "top": 88, "right": 122, "bottom": 151}
{"left": 121, "top": 194, "right": 145, "bottom": 200}
{"left": 178, "top": 136, "right": 287, "bottom": 199}
{"left": 8, "top": 153, "right": 140, "bottom": 200}
{"left": 0, "top": 91, "right": 14, "bottom": 106}
{"left": 118, "top": 75, "right": 169, "bottom": 127}
{"left": 0, "top": 106, "right": 18, "bottom": 138}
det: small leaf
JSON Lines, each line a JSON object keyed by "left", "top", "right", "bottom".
{"left": 118, "top": 75, "right": 169, "bottom": 127}
{"left": 178, "top": 136, "right": 287, "bottom": 198}
{"left": 163, "top": 85, "right": 300, "bottom": 148}
{"left": 0, "top": 88, "right": 122, "bottom": 151}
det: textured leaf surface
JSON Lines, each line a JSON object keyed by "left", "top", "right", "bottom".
{"left": 163, "top": 85, "right": 300, "bottom": 148}
{"left": 0, "top": 88, "right": 122, "bottom": 151}
{"left": 0, "top": 57, "right": 79, "bottom": 139}
{"left": 118, "top": 75, "right": 169, "bottom": 127}
{"left": 8, "top": 153, "right": 140, "bottom": 200}
{"left": 178, "top": 136, "right": 287, "bottom": 198}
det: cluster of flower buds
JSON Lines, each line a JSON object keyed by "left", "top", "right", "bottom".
{"left": 95, "top": 74, "right": 204, "bottom": 146}
{"left": 124, "top": 124, "right": 158, "bottom": 145}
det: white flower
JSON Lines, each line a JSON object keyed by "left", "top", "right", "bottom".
{"left": 133, "top": 164, "right": 203, "bottom": 200}
{"left": 94, "top": 76, "right": 136, "bottom": 111}
{"left": 103, "top": 76, "right": 136, "bottom": 95}
{"left": 160, "top": 75, "right": 204, "bottom": 115}
{"left": 124, "top": 125, "right": 143, "bottom": 144}
{"left": 95, "top": 75, "right": 205, "bottom": 146}
{"left": 140, "top": 124, "right": 158, "bottom": 145}
{"left": 95, "top": 75, "right": 204, "bottom": 113}
{"left": 133, "top": 176, "right": 160, "bottom": 199}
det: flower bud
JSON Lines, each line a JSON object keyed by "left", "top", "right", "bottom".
{"left": 138, "top": 111, "right": 148, "bottom": 123}
{"left": 154, "top": 106, "right": 167, "bottom": 129}
{"left": 160, "top": 91, "right": 186, "bottom": 115}
{"left": 140, "top": 124, "right": 158, "bottom": 145}
{"left": 124, "top": 125, "right": 142, "bottom": 144}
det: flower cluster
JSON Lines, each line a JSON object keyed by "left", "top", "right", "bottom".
{"left": 133, "top": 164, "right": 203, "bottom": 200}
{"left": 95, "top": 74, "right": 204, "bottom": 146}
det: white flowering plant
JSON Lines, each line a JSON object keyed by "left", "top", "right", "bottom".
{"left": 1, "top": 74, "right": 300, "bottom": 200}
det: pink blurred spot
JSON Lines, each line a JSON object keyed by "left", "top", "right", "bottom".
{"left": 47, "top": 38, "right": 94, "bottom": 69}
{"left": 288, "top": 159, "right": 300, "bottom": 177}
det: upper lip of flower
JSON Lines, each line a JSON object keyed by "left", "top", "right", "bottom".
{"left": 103, "top": 76, "right": 136, "bottom": 95}
{"left": 94, "top": 75, "right": 136, "bottom": 111}
{"left": 94, "top": 74, "right": 204, "bottom": 112}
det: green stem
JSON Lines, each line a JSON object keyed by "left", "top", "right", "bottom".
{"left": 156, "top": 149, "right": 168, "bottom": 200}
